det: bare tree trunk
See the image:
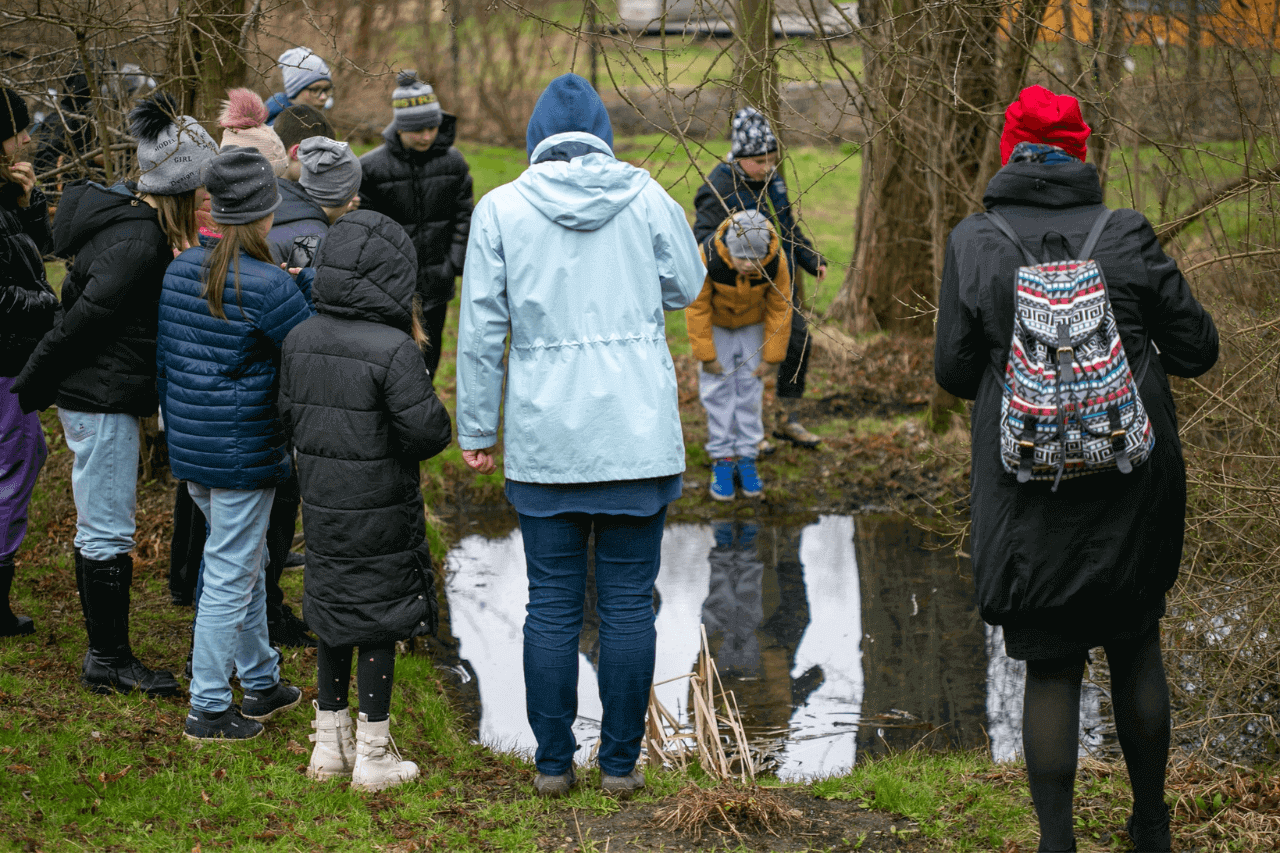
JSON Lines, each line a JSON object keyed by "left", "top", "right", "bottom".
{"left": 169, "top": 0, "right": 252, "bottom": 118}
{"left": 737, "top": 0, "right": 777, "bottom": 120}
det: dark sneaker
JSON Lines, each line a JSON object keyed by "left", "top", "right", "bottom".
{"left": 775, "top": 418, "right": 821, "bottom": 448}
{"left": 241, "top": 681, "right": 302, "bottom": 721}
{"left": 283, "top": 550, "right": 306, "bottom": 569}
{"left": 710, "top": 458, "right": 736, "bottom": 501}
{"left": 736, "top": 457, "right": 763, "bottom": 497}
{"left": 184, "top": 706, "right": 263, "bottom": 741}
{"left": 533, "top": 769, "right": 576, "bottom": 798}
{"left": 601, "top": 767, "right": 645, "bottom": 797}
{"left": 756, "top": 437, "right": 776, "bottom": 456}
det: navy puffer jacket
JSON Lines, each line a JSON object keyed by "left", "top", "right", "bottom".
{"left": 157, "top": 244, "right": 315, "bottom": 489}
{"left": 280, "top": 210, "right": 452, "bottom": 645}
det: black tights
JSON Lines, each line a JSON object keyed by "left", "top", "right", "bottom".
{"left": 1023, "top": 627, "right": 1170, "bottom": 852}
{"left": 316, "top": 639, "right": 397, "bottom": 722}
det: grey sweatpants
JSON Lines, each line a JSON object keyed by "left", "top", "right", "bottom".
{"left": 699, "top": 323, "right": 765, "bottom": 460}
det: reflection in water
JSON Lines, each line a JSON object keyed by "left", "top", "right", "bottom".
{"left": 441, "top": 514, "right": 1105, "bottom": 778}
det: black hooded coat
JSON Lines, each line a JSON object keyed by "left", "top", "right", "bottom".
{"left": 13, "top": 181, "right": 171, "bottom": 415}
{"left": 934, "top": 158, "right": 1219, "bottom": 660}
{"left": 357, "top": 114, "right": 473, "bottom": 311}
{"left": 280, "top": 210, "right": 452, "bottom": 646}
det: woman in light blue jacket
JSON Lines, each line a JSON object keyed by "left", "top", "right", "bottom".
{"left": 457, "top": 74, "right": 704, "bottom": 799}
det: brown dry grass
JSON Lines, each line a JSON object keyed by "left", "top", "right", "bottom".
{"left": 652, "top": 782, "right": 802, "bottom": 842}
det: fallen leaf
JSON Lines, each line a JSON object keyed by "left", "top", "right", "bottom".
{"left": 8, "top": 765, "right": 33, "bottom": 774}
{"left": 200, "top": 790, "right": 210, "bottom": 804}
{"left": 285, "top": 739, "right": 307, "bottom": 755}
{"left": 213, "top": 768, "right": 226, "bottom": 781}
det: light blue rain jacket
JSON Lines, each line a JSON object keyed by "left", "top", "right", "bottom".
{"left": 456, "top": 131, "right": 705, "bottom": 483}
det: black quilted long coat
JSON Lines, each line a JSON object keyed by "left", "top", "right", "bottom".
{"left": 934, "top": 158, "right": 1219, "bottom": 660}
{"left": 280, "top": 210, "right": 452, "bottom": 646}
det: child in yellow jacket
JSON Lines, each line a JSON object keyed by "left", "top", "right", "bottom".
{"left": 687, "top": 209, "right": 792, "bottom": 500}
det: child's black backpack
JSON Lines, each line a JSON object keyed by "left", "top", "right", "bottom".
{"left": 986, "top": 208, "right": 1154, "bottom": 491}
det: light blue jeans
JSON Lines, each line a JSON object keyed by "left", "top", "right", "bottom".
{"left": 186, "top": 483, "right": 279, "bottom": 713}
{"left": 58, "top": 410, "right": 139, "bottom": 561}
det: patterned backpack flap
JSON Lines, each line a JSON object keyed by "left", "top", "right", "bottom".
{"left": 987, "top": 209, "right": 1155, "bottom": 491}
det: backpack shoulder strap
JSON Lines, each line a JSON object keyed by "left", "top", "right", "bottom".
{"left": 983, "top": 210, "right": 1038, "bottom": 266}
{"left": 1079, "top": 208, "right": 1114, "bottom": 259}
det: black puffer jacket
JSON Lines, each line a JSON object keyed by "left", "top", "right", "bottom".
{"left": 13, "top": 181, "right": 172, "bottom": 415}
{"left": 358, "top": 114, "right": 473, "bottom": 310}
{"left": 280, "top": 210, "right": 452, "bottom": 646}
{"left": 0, "top": 187, "right": 60, "bottom": 377}
{"left": 934, "top": 159, "right": 1218, "bottom": 655}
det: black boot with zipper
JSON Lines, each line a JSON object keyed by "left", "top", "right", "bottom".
{"left": 0, "top": 555, "right": 34, "bottom": 636}
{"left": 79, "top": 552, "right": 181, "bottom": 697}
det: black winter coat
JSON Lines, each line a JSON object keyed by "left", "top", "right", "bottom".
{"left": 280, "top": 210, "right": 452, "bottom": 646}
{"left": 0, "top": 188, "right": 60, "bottom": 377}
{"left": 357, "top": 115, "right": 474, "bottom": 311}
{"left": 934, "top": 159, "right": 1218, "bottom": 659}
{"left": 693, "top": 161, "right": 824, "bottom": 281}
{"left": 14, "top": 181, "right": 174, "bottom": 415}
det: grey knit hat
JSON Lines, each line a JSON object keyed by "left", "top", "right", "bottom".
{"left": 299, "top": 136, "right": 361, "bottom": 206}
{"left": 730, "top": 107, "right": 778, "bottom": 159}
{"left": 279, "top": 47, "right": 332, "bottom": 99}
{"left": 723, "top": 210, "right": 774, "bottom": 260}
{"left": 203, "top": 146, "right": 282, "bottom": 225}
{"left": 129, "top": 95, "right": 219, "bottom": 195}
{"left": 392, "top": 71, "right": 441, "bottom": 132}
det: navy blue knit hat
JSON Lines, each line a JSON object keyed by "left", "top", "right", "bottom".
{"left": 525, "top": 74, "right": 613, "bottom": 159}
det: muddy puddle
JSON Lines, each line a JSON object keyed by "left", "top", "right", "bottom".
{"left": 436, "top": 512, "right": 1106, "bottom": 779}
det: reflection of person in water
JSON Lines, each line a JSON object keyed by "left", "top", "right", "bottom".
{"left": 699, "top": 522, "right": 823, "bottom": 741}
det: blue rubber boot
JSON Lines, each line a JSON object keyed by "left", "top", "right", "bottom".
{"left": 736, "top": 457, "right": 763, "bottom": 497}
{"left": 710, "top": 458, "right": 736, "bottom": 501}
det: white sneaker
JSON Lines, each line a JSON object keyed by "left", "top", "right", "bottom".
{"left": 306, "top": 700, "right": 355, "bottom": 780}
{"left": 351, "top": 712, "right": 419, "bottom": 792}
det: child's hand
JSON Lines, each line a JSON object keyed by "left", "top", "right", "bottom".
{"left": 815, "top": 264, "right": 828, "bottom": 283}
{"left": 280, "top": 262, "right": 303, "bottom": 276}
{"left": 753, "top": 360, "right": 780, "bottom": 378}
{"left": 8, "top": 161, "right": 35, "bottom": 207}
{"left": 462, "top": 448, "right": 497, "bottom": 475}
{"left": 701, "top": 359, "right": 723, "bottom": 375}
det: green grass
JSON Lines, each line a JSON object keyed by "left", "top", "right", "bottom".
{"left": 812, "top": 751, "right": 1037, "bottom": 852}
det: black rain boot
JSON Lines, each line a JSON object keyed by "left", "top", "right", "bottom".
{"left": 80, "top": 553, "right": 181, "bottom": 697}
{"left": 268, "top": 601, "right": 316, "bottom": 649}
{"left": 1126, "top": 806, "right": 1173, "bottom": 852}
{"left": 0, "top": 555, "right": 34, "bottom": 636}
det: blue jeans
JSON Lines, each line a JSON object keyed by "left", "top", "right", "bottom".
{"left": 519, "top": 508, "right": 666, "bottom": 777}
{"left": 58, "top": 410, "right": 138, "bottom": 561}
{"left": 186, "top": 484, "right": 279, "bottom": 713}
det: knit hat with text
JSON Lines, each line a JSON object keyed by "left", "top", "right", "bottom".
{"left": 279, "top": 47, "right": 331, "bottom": 99}
{"left": 730, "top": 107, "right": 777, "bottom": 159}
{"left": 129, "top": 94, "right": 219, "bottom": 195}
{"left": 392, "top": 71, "right": 442, "bottom": 132}
{"left": 999, "top": 85, "right": 1091, "bottom": 165}
{"left": 218, "top": 88, "right": 288, "bottom": 177}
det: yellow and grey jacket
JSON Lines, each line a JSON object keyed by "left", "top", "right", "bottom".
{"left": 686, "top": 215, "right": 792, "bottom": 365}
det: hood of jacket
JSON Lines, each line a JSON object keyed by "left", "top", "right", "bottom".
{"left": 514, "top": 132, "right": 648, "bottom": 232}
{"left": 380, "top": 112, "right": 458, "bottom": 162}
{"left": 983, "top": 158, "right": 1103, "bottom": 210}
{"left": 275, "top": 179, "right": 328, "bottom": 226}
{"left": 312, "top": 209, "right": 416, "bottom": 331}
{"left": 51, "top": 180, "right": 157, "bottom": 258}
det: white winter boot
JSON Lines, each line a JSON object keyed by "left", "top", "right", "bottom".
{"left": 307, "top": 701, "right": 356, "bottom": 781}
{"left": 351, "top": 712, "right": 418, "bottom": 792}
